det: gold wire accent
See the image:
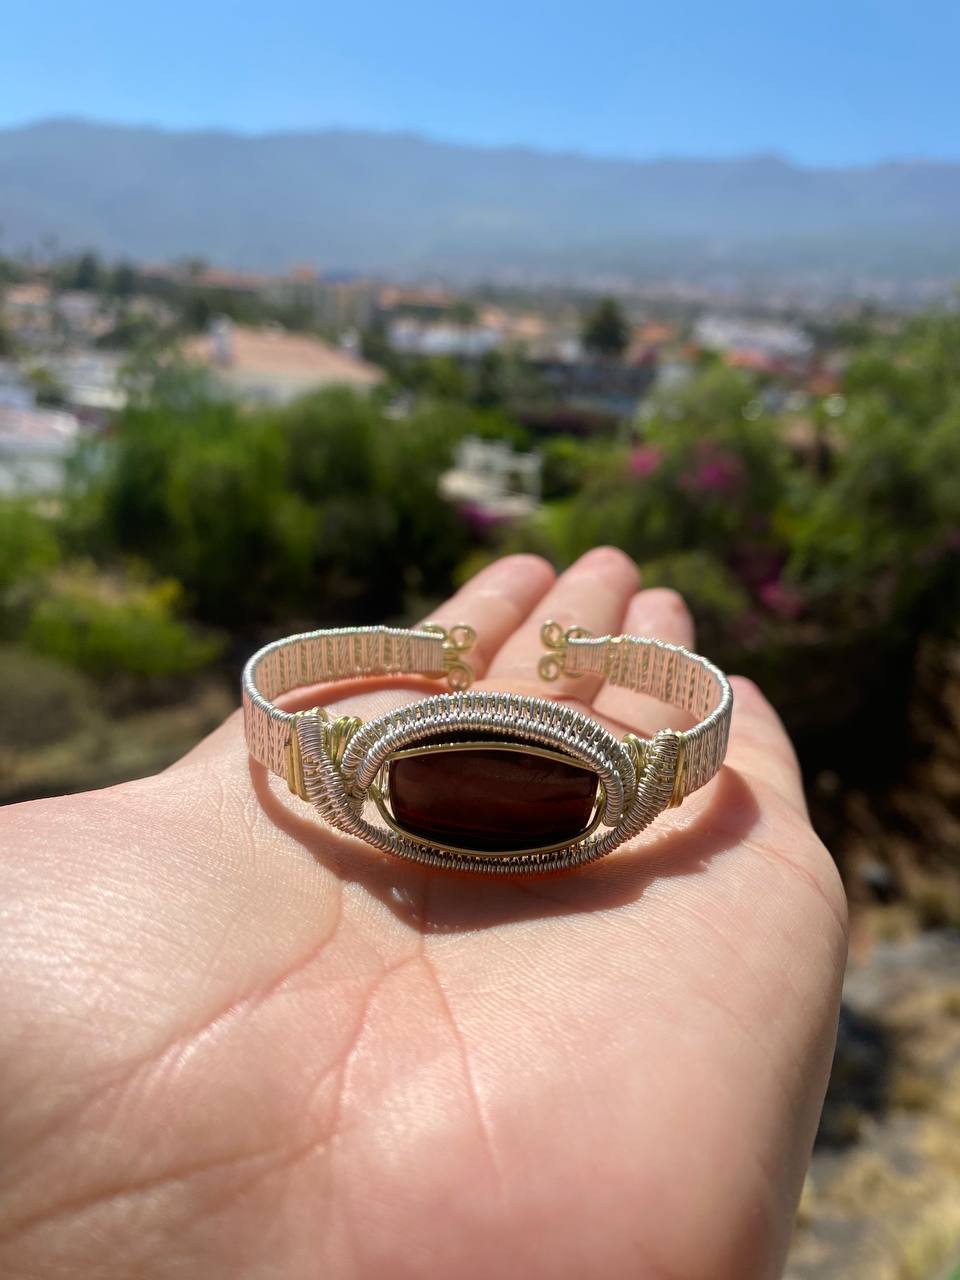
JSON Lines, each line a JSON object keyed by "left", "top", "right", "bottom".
{"left": 623, "top": 731, "right": 650, "bottom": 802}
{"left": 285, "top": 707, "right": 328, "bottom": 801}
{"left": 668, "top": 733, "right": 687, "bottom": 808}
{"left": 538, "top": 619, "right": 593, "bottom": 681}
{"left": 370, "top": 738, "right": 608, "bottom": 859}
{"left": 422, "top": 622, "right": 477, "bottom": 691}
{"left": 327, "top": 715, "right": 363, "bottom": 768}
{"left": 384, "top": 738, "right": 596, "bottom": 767}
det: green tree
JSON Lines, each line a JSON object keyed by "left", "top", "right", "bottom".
{"left": 281, "top": 388, "right": 471, "bottom": 618}
{"left": 789, "top": 312, "right": 960, "bottom": 632}
{"left": 64, "top": 384, "right": 488, "bottom": 628}
{"left": 27, "top": 366, "right": 67, "bottom": 408}
{"left": 449, "top": 300, "right": 477, "bottom": 326}
{"left": 108, "top": 261, "right": 138, "bottom": 298}
{"left": 182, "top": 291, "right": 214, "bottom": 332}
{"left": 420, "top": 356, "right": 468, "bottom": 401}
{"left": 65, "top": 394, "right": 317, "bottom": 626}
{"left": 473, "top": 349, "right": 506, "bottom": 408}
{"left": 0, "top": 501, "right": 59, "bottom": 596}
{"left": 359, "top": 318, "right": 393, "bottom": 370}
{"left": 95, "top": 311, "right": 160, "bottom": 351}
{"left": 67, "top": 251, "right": 103, "bottom": 291}
{"left": 582, "top": 296, "right": 630, "bottom": 360}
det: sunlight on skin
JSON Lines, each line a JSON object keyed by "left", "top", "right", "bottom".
{"left": 0, "top": 550, "right": 847, "bottom": 1280}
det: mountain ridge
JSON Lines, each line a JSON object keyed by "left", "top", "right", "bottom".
{"left": 1, "top": 118, "right": 958, "bottom": 283}
{"left": 9, "top": 116, "right": 958, "bottom": 173}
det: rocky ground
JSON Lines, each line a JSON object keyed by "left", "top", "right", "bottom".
{"left": 0, "top": 674, "right": 234, "bottom": 803}
{"left": 788, "top": 930, "right": 960, "bottom": 1280}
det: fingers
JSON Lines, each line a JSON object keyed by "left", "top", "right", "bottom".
{"left": 175, "top": 556, "right": 555, "bottom": 773}
{"left": 587, "top": 591, "right": 808, "bottom": 817}
{"left": 622, "top": 587, "right": 697, "bottom": 650}
{"left": 485, "top": 547, "right": 640, "bottom": 699}
{"left": 592, "top": 588, "right": 697, "bottom": 732}
{"left": 726, "top": 676, "right": 808, "bottom": 816}
{"left": 420, "top": 554, "right": 555, "bottom": 678}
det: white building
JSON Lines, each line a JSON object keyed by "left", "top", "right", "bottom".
{"left": 694, "top": 314, "right": 813, "bottom": 361}
{"left": 0, "top": 403, "right": 80, "bottom": 495}
{"left": 44, "top": 352, "right": 127, "bottom": 412}
{"left": 0, "top": 361, "right": 34, "bottom": 411}
{"left": 440, "top": 437, "right": 541, "bottom": 520}
{"left": 387, "top": 318, "right": 502, "bottom": 358}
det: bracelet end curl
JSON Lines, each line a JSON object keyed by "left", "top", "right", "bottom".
{"left": 422, "top": 622, "right": 477, "bottom": 691}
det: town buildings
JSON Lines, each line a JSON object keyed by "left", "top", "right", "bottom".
{"left": 0, "top": 385, "right": 80, "bottom": 495}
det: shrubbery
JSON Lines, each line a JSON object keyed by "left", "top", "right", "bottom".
{"left": 25, "top": 569, "right": 221, "bottom": 680}
{"left": 518, "top": 319, "right": 960, "bottom": 650}
{"left": 2, "top": 312, "right": 959, "bottom": 757}
{"left": 0, "top": 501, "right": 59, "bottom": 595}
{"left": 500, "top": 315, "right": 960, "bottom": 733}
{"left": 65, "top": 381, "right": 480, "bottom": 626}
{"left": 0, "top": 646, "right": 95, "bottom": 752}
{"left": 789, "top": 316, "right": 960, "bottom": 634}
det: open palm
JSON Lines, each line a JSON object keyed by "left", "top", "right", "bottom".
{"left": 0, "top": 549, "right": 847, "bottom": 1280}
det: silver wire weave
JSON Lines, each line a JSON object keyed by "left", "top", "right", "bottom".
{"left": 243, "top": 625, "right": 448, "bottom": 778}
{"left": 242, "top": 623, "right": 733, "bottom": 873}
{"left": 562, "top": 633, "right": 731, "bottom": 801}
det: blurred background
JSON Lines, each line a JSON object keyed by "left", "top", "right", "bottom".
{"left": 1, "top": 3, "right": 959, "bottom": 1275}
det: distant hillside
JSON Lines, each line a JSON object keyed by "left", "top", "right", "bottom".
{"left": 1, "top": 118, "right": 959, "bottom": 284}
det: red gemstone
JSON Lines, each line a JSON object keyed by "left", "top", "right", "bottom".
{"left": 387, "top": 736, "right": 599, "bottom": 853}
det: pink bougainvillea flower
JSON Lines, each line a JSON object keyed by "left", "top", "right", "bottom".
{"left": 628, "top": 445, "right": 664, "bottom": 478}
{"left": 759, "top": 578, "right": 805, "bottom": 620}
{"left": 460, "top": 502, "right": 506, "bottom": 535}
{"left": 679, "top": 443, "right": 745, "bottom": 498}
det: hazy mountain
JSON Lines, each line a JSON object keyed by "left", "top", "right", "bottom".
{"left": 1, "top": 118, "right": 958, "bottom": 283}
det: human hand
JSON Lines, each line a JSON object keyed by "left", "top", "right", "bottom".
{"left": 0, "top": 549, "right": 846, "bottom": 1279}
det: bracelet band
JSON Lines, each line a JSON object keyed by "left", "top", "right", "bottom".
{"left": 242, "top": 621, "right": 732, "bottom": 874}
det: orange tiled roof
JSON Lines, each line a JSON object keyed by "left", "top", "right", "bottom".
{"left": 635, "top": 322, "right": 677, "bottom": 345}
{"left": 725, "top": 348, "right": 786, "bottom": 373}
{"left": 287, "top": 264, "right": 320, "bottom": 283}
{"left": 182, "top": 325, "right": 383, "bottom": 387}
{"left": 195, "top": 267, "right": 267, "bottom": 291}
{"left": 4, "top": 282, "right": 51, "bottom": 307}
{"left": 378, "top": 285, "right": 455, "bottom": 309}
{"left": 476, "top": 306, "right": 547, "bottom": 339}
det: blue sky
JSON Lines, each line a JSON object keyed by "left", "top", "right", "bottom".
{"left": 1, "top": 0, "right": 958, "bottom": 166}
